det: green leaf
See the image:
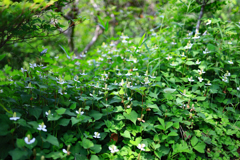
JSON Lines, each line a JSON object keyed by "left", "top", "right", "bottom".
{"left": 71, "top": 117, "right": 81, "bottom": 126}
{"left": 90, "top": 155, "right": 100, "bottom": 160}
{"left": 168, "top": 131, "right": 178, "bottom": 137}
{"left": 70, "top": 103, "right": 76, "bottom": 110}
{"left": 173, "top": 122, "right": 179, "bottom": 129}
{"left": 90, "top": 144, "right": 102, "bottom": 153}
{"left": 16, "top": 138, "right": 25, "bottom": 148}
{"left": 158, "top": 118, "right": 165, "bottom": 129}
{"left": 0, "top": 54, "right": 6, "bottom": 61}
{"left": 82, "top": 138, "right": 94, "bottom": 149}
{"left": 193, "top": 142, "right": 206, "bottom": 153}
{"left": 105, "top": 21, "right": 109, "bottom": 31}
{"left": 165, "top": 122, "right": 173, "bottom": 130}
{"left": 58, "top": 118, "right": 70, "bottom": 126}
{"left": 89, "top": 110, "right": 103, "bottom": 120}
{"left": 139, "top": 33, "right": 146, "bottom": 46}
{"left": 147, "top": 104, "right": 160, "bottom": 111}
{"left": 121, "top": 130, "right": 131, "bottom": 139}
{"left": 9, "top": 148, "right": 28, "bottom": 160}
{"left": 29, "top": 107, "right": 42, "bottom": 120}
{"left": 47, "top": 115, "right": 62, "bottom": 121}
{"left": 123, "top": 110, "right": 138, "bottom": 125}
{"left": 130, "top": 137, "right": 142, "bottom": 146}
{"left": 56, "top": 108, "right": 66, "bottom": 115}
{"left": 186, "top": 61, "right": 195, "bottom": 65}
{"left": 0, "top": 122, "right": 9, "bottom": 136}
{"left": 191, "top": 136, "right": 198, "bottom": 147}
{"left": 196, "top": 97, "right": 206, "bottom": 101}
{"left": 46, "top": 134, "right": 59, "bottom": 147}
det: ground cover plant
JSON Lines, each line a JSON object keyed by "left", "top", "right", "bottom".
{"left": 1, "top": 2, "right": 240, "bottom": 160}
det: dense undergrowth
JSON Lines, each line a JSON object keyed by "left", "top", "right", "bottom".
{"left": 0, "top": 18, "right": 240, "bottom": 160}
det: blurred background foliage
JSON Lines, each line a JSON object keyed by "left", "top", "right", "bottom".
{"left": 0, "top": 0, "right": 239, "bottom": 69}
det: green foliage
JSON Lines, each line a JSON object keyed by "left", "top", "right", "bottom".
{"left": 0, "top": 1, "right": 240, "bottom": 160}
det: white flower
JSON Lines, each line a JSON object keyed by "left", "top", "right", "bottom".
{"left": 126, "top": 71, "right": 132, "bottom": 76}
{"left": 228, "top": 42, "right": 232, "bottom": 45}
{"left": 109, "top": 145, "right": 119, "bottom": 153}
{"left": 75, "top": 61, "right": 80, "bottom": 65}
{"left": 196, "top": 59, "right": 201, "bottom": 65}
{"left": 76, "top": 110, "right": 84, "bottom": 115}
{"left": 170, "top": 62, "right": 177, "bottom": 66}
{"left": 37, "top": 122, "right": 47, "bottom": 132}
{"left": 119, "top": 79, "right": 125, "bottom": 86}
{"left": 206, "top": 19, "right": 211, "bottom": 25}
{"left": 166, "top": 55, "right": 172, "bottom": 60}
{"left": 133, "top": 67, "right": 138, "bottom": 71}
{"left": 93, "top": 132, "right": 101, "bottom": 138}
{"left": 137, "top": 144, "right": 146, "bottom": 151}
{"left": 117, "top": 71, "right": 122, "bottom": 76}
{"left": 198, "top": 77, "right": 204, "bottom": 82}
{"left": 45, "top": 111, "right": 53, "bottom": 117}
{"left": 24, "top": 135, "right": 35, "bottom": 144}
{"left": 188, "top": 77, "right": 194, "bottom": 82}
{"left": 160, "top": 15, "right": 164, "bottom": 18}
{"left": 122, "top": 38, "right": 128, "bottom": 43}
{"left": 192, "top": 35, "right": 200, "bottom": 39}
{"left": 0, "top": 89, "right": 3, "bottom": 93}
{"left": 224, "top": 71, "right": 231, "bottom": 77}
{"left": 10, "top": 112, "right": 20, "bottom": 121}
{"left": 237, "top": 87, "right": 240, "bottom": 91}
{"left": 198, "top": 69, "right": 205, "bottom": 74}
{"left": 222, "top": 76, "right": 228, "bottom": 83}
{"left": 55, "top": 56, "right": 59, "bottom": 59}
{"left": 203, "top": 48, "right": 211, "bottom": 54}
{"left": 110, "top": 42, "right": 115, "bottom": 47}
{"left": 62, "top": 149, "right": 67, "bottom": 154}
{"left": 80, "top": 70, "right": 87, "bottom": 75}
{"left": 128, "top": 97, "right": 132, "bottom": 101}
{"left": 184, "top": 43, "right": 193, "bottom": 49}
{"left": 202, "top": 30, "right": 208, "bottom": 36}
{"left": 103, "top": 84, "right": 109, "bottom": 90}
{"left": 228, "top": 60, "right": 233, "bottom": 64}
{"left": 171, "top": 42, "right": 177, "bottom": 45}
{"left": 205, "top": 81, "right": 212, "bottom": 86}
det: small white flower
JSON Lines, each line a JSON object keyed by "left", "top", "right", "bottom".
{"left": 24, "top": 135, "right": 35, "bottom": 144}
{"left": 171, "top": 42, "right": 177, "bottom": 45}
{"left": 228, "top": 42, "right": 232, "bottom": 45}
{"left": 203, "top": 48, "right": 211, "bottom": 54}
{"left": 206, "top": 19, "right": 211, "bottom": 25}
{"left": 237, "top": 87, "right": 239, "bottom": 91}
{"left": 196, "top": 59, "right": 201, "bottom": 65}
{"left": 126, "top": 71, "right": 132, "bottom": 76}
{"left": 122, "top": 38, "right": 128, "bottom": 43}
{"left": 184, "top": 43, "right": 193, "bottom": 50}
{"left": 109, "top": 145, "right": 119, "bottom": 153}
{"left": 119, "top": 79, "right": 125, "bottom": 86}
{"left": 188, "top": 77, "right": 194, "bottom": 82}
{"left": 110, "top": 42, "right": 115, "bottom": 47}
{"left": 0, "top": 89, "right": 3, "bottom": 93}
{"left": 222, "top": 76, "right": 228, "bottom": 83}
{"left": 170, "top": 62, "right": 177, "bottom": 66}
{"left": 55, "top": 56, "right": 59, "bottom": 59}
{"left": 205, "top": 81, "right": 212, "bottom": 86}
{"left": 228, "top": 60, "right": 233, "bottom": 64}
{"left": 166, "top": 55, "right": 172, "bottom": 60}
{"left": 192, "top": 35, "right": 200, "bottom": 39}
{"left": 137, "top": 144, "right": 146, "bottom": 151}
{"left": 202, "top": 30, "right": 208, "bottom": 36}
{"left": 128, "top": 97, "right": 132, "bottom": 101}
{"left": 75, "top": 61, "right": 80, "bottom": 65}
{"left": 37, "top": 122, "right": 47, "bottom": 132}
{"left": 76, "top": 110, "right": 84, "bottom": 115}
{"left": 224, "top": 71, "right": 231, "bottom": 77}
{"left": 198, "top": 77, "right": 204, "bottom": 82}
{"left": 62, "top": 149, "right": 67, "bottom": 154}
{"left": 93, "top": 132, "right": 101, "bottom": 138}
{"left": 10, "top": 112, "right": 20, "bottom": 121}
{"left": 160, "top": 15, "right": 164, "bottom": 18}
{"left": 133, "top": 67, "right": 138, "bottom": 71}
{"left": 198, "top": 69, "right": 205, "bottom": 74}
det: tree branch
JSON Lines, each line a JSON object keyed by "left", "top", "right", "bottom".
{"left": 195, "top": 0, "right": 208, "bottom": 33}
{"left": 78, "top": 25, "right": 103, "bottom": 56}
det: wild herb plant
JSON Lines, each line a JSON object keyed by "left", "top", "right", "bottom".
{"left": 0, "top": 17, "right": 240, "bottom": 160}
